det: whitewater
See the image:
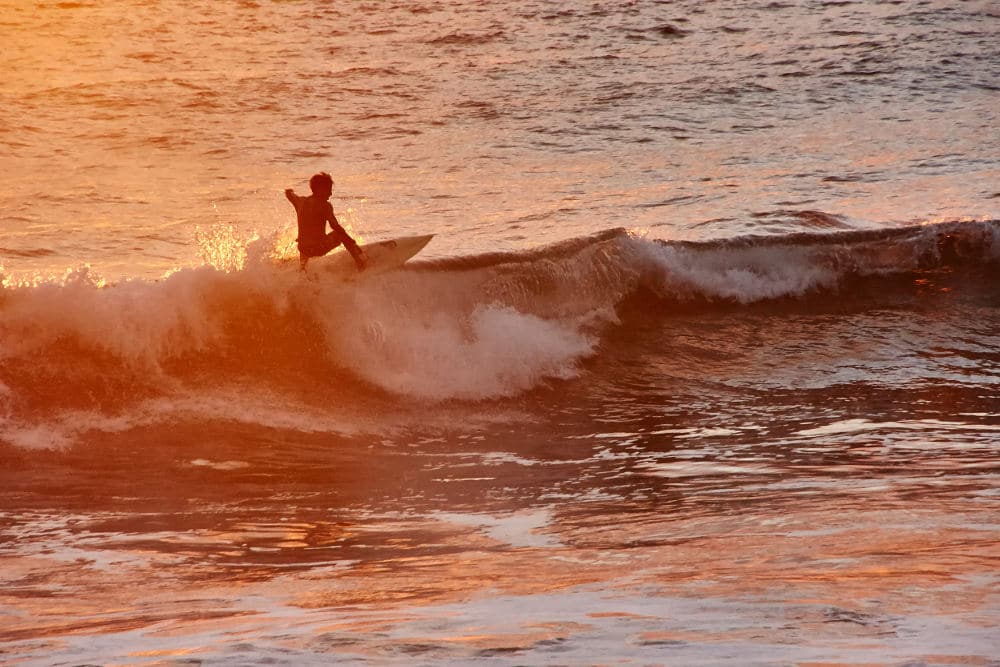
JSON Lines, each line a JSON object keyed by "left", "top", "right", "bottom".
{"left": 1, "top": 0, "right": 999, "bottom": 665}
{"left": 2, "top": 220, "right": 999, "bottom": 445}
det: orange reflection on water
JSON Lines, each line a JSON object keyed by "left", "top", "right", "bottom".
{"left": 2, "top": 488, "right": 996, "bottom": 663}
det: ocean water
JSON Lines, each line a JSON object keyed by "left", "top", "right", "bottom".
{"left": 1, "top": 0, "right": 999, "bottom": 665}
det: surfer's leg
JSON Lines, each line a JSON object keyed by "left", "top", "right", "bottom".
{"left": 320, "top": 232, "right": 343, "bottom": 257}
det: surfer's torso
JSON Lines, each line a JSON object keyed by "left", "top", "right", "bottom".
{"left": 288, "top": 193, "right": 334, "bottom": 245}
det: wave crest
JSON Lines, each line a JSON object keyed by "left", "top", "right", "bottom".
{"left": 1, "top": 218, "right": 997, "bottom": 447}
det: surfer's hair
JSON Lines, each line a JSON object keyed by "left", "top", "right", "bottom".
{"left": 309, "top": 172, "right": 333, "bottom": 193}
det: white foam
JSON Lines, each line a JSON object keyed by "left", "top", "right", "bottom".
{"left": 433, "top": 510, "right": 562, "bottom": 549}
{"left": 797, "top": 418, "right": 1000, "bottom": 437}
{"left": 1, "top": 266, "right": 230, "bottom": 366}
{"left": 637, "top": 240, "right": 839, "bottom": 303}
{"left": 327, "top": 302, "right": 596, "bottom": 400}
{"left": 636, "top": 460, "right": 780, "bottom": 478}
{"left": 0, "top": 385, "right": 367, "bottom": 450}
{"left": 0, "top": 410, "right": 138, "bottom": 450}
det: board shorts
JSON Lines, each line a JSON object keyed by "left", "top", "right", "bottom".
{"left": 297, "top": 234, "right": 342, "bottom": 259}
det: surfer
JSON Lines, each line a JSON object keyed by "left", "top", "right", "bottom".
{"left": 285, "top": 172, "right": 367, "bottom": 271}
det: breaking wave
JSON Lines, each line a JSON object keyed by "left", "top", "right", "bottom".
{"left": 1, "top": 218, "right": 997, "bottom": 448}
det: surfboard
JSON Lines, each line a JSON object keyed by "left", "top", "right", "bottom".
{"left": 317, "top": 234, "right": 433, "bottom": 279}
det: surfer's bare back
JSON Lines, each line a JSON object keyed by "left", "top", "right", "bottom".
{"left": 285, "top": 172, "right": 366, "bottom": 270}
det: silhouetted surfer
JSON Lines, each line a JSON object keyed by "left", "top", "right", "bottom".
{"left": 285, "top": 172, "right": 366, "bottom": 270}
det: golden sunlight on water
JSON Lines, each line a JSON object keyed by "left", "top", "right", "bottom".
{"left": 2, "top": 480, "right": 995, "bottom": 662}
{"left": 2, "top": 0, "right": 996, "bottom": 279}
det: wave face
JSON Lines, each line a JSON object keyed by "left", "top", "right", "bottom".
{"left": 1, "top": 219, "right": 997, "bottom": 448}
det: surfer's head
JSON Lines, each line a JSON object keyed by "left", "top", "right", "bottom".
{"left": 309, "top": 172, "right": 333, "bottom": 199}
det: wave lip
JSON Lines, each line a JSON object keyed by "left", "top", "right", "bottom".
{"left": 641, "top": 218, "right": 1000, "bottom": 303}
